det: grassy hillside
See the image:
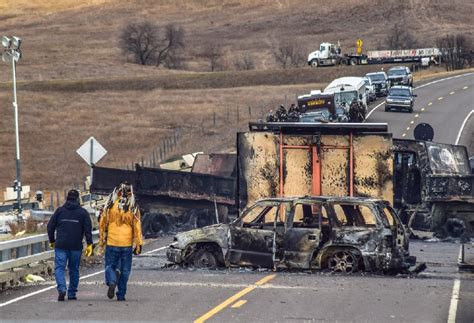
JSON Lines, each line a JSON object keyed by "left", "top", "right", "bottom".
{"left": 0, "top": 0, "right": 472, "bottom": 196}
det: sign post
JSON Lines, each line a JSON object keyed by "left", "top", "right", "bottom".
{"left": 76, "top": 136, "right": 107, "bottom": 194}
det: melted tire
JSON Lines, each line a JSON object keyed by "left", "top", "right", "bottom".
{"left": 192, "top": 249, "right": 218, "bottom": 270}
{"left": 327, "top": 249, "right": 359, "bottom": 274}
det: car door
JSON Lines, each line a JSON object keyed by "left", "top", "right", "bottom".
{"left": 228, "top": 201, "right": 282, "bottom": 268}
{"left": 281, "top": 201, "right": 325, "bottom": 269}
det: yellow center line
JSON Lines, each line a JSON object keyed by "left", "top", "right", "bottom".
{"left": 463, "top": 86, "right": 468, "bottom": 89}
{"left": 231, "top": 300, "right": 247, "bottom": 308}
{"left": 414, "top": 114, "right": 419, "bottom": 118}
{"left": 438, "top": 97, "right": 443, "bottom": 100}
{"left": 406, "top": 127, "right": 410, "bottom": 131}
{"left": 428, "top": 102, "right": 433, "bottom": 106}
{"left": 194, "top": 274, "right": 277, "bottom": 323}
{"left": 421, "top": 107, "right": 425, "bottom": 111}
{"left": 450, "top": 91, "right": 455, "bottom": 95}
{"left": 410, "top": 120, "right": 414, "bottom": 124}
{"left": 402, "top": 133, "right": 406, "bottom": 137}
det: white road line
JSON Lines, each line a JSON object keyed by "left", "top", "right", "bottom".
{"left": 365, "top": 72, "right": 473, "bottom": 121}
{"left": 455, "top": 109, "right": 474, "bottom": 145}
{"left": 0, "top": 245, "right": 169, "bottom": 308}
{"left": 365, "top": 101, "right": 385, "bottom": 119}
{"left": 447, "top": 278, "right": 461, "bottom": 323}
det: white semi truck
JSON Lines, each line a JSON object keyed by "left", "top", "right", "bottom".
{"left": 308, "top": 42, "right": 441, "bottom": 67}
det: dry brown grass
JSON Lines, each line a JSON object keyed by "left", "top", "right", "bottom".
{"left": 0, "top": 0, "right": 472, "bottom": 193}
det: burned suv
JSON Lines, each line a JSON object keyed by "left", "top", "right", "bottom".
{"left": 167, "top": 196, "right": 416, "bottom": 274}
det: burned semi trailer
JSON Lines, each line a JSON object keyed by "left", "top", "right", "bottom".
{"left": 237, "top": 122, "right": 393, "bottom": 209}
{"left": 393, "top": 139, "right": 474, "bottom": 239}
{"left": 91, "top": 161, "right": 236, "bottom": 238}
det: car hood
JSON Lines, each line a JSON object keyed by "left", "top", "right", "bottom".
{"left": 174, "top": 223, "right": 230, "bottom": 249}
{"left": 371, "top": 80, "right": 385, "bottom": 84}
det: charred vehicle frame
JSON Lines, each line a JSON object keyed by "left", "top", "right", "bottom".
{"left": 167, "top": 196, "right": 416, "bottom": 274}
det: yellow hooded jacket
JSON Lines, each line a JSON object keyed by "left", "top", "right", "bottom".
{"left": 99, "top": 199, "right": 143, "bottom": 248}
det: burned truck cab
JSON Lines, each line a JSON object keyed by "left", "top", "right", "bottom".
{"left": 393, "top": 139, "right": 474, "bottom": 238}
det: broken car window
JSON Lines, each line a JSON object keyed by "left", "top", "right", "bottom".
{"left": 240, "top": 204, "right": 278, "bottom": 227}
{"left": 332, "top": 203, "right": 377, "bottom": 227}
{"left": 292, "top": 203, "right": 326, "bottom": 228}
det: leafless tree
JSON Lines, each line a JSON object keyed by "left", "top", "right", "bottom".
{"left": 202, "top": 43, "right": 224, "bottom": 71}
{"left": 385, "top": 23, "right": 418, "bottom": 49}
{"left": 119, "top": 22, "right": 160, "bottom": 65}
{"left": 437, "top": 34, "right": 473, "bottom": 71}
{"left": 156, "top": 24, "right": 186, "bottom": 67}
{"left": 272, "top": 40, "right": 305, "bottom": 68}
{"left": 119, "top": 22, "right": 185, "bottom": 68}
{"left": 234, "top": 54, "right": 256, "bottom": 70}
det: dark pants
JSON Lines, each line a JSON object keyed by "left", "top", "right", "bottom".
{"left": 54, "top": 248, "right": 82, "bottom": 298}
{"left": 105, "top": 246, "right": 133, "bottom": 299}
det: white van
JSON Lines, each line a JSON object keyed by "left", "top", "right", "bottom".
{"left": 324, "top": 77, "right": 368, "bottom": 115}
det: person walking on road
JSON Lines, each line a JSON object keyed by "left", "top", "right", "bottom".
{"left": 47, "top": 189, "right": 93, "bottom": 301}
{"left": 99, "top": 182, "right": 143, "bottom": 301}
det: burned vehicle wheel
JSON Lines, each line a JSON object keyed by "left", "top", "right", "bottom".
{"left": 327, "top": 250, "right": 359, "bottom": 274}
{"left": 192, "top": 249, "right": 218, "bottom": 270}
{"left": 445, "top": 218, "right": 467, "bottom": 239}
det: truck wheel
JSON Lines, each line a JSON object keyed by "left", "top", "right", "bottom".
{"left": 327, "top": 249, "right": 359, "bottom": 274}
{"left": 408, "top": 107, "right": 413, "bottom": 113}
{"left": 385, "top": 106, "right": 389, "bottom": 112}
{"left": 310, "top": 59, "right": 319, "bottom": 67}
{"left": 445, "top": 218, "right": 467, "bottom": 239}
{"left": 144, "top": 213, "right": 171, "bottom": 238}
{"left": 350, "top": 58, "right": 357, "bottom": 66}
{"left": 192, "top": 249, "right": 218, "bottom": 269}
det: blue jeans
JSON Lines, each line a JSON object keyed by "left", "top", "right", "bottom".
{"left": 105, "top": 246, "right": 133, "bottom": 299}
{"left": 54, "top": 248, "right": 82, "bottom": 298}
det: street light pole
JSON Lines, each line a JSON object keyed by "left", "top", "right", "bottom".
{"left": 12, "top": 54, "right": 22, "bottom": 215}
{"left": 2, "top": 35, "right": 23, "bottom": 217}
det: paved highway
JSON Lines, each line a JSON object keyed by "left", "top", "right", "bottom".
{"left": 367, "top": 72, "right": 474, "bottom": 145}
{"left": 1, "top": 72, "right": 473, "bottom": 322}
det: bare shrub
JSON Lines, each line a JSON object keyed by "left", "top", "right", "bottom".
{"left": 234, "top": 54, "right": 256, "bottom": 70}
{"left": 119, "top": 22, "right": 185, "bottom": 68}
{"left": 25, "top": 218, "right": 39, "bottom": 233}
{"left": 437, "top": 34, "right": 473, "bottom": 71}
{"left": 272, "top": 40, "right": 306, "bottom": 69}
{"left": 156, "top": 24, "right": 186, "bottom": 68}
{"left": 385, "top": 23, "right": 418, "bottom": 49}
{"left": 202, "top": 43, "right": 224, "bottom": 71}
{"left": 119, "top": 22, "right": 160, "bottom": 65}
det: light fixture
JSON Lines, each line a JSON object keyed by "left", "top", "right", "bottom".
{"left": 1, "top": 36, "right": 11, "bottom": 48}
{"left": 11, "top": 36, "right": 21, "bottom": 49}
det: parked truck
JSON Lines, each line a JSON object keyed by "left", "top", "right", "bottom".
{"left": 307, "top": 42, "right": 440, "bottom": 67}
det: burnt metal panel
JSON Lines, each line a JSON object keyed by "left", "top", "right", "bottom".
{"left": 353, "top": 134, "right": 393, "bottom": 204}
{"left": 91, "top": 167, "right": 136, "bottom": 194}
{"left": 192, "top": 153, "right": 237, "bottom": 177}
{"left": 320, "top": 135, "right": 350, "bottom": 197}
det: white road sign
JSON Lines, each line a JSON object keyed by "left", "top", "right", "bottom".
{"left": 76, "top": 136, "right": 107, "bottom": 166}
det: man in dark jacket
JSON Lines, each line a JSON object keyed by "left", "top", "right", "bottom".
{"left": 47, "top": 189, "right": 93, "bottom": 301}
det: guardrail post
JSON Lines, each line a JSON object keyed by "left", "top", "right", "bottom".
{"left": 1, "top": 249, "right": 11, "bottom": 262}
{"left": 31, "top": 242, "right": 42, "bottom": 255}
{"left": 16, "top": 245, "right": 28, "bottom": 258}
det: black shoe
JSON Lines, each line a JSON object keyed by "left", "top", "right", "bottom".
{"left": 58, "top": 292, "right": 66, "bottom": 302}
{"left": 117, "top": 297, "right": 126, "bottom": 301}
{"left": 107, "top": 283, "right": 116, "bottom": 299}
{"left": 68, "top": 296, "right": 77, "bottom": 300}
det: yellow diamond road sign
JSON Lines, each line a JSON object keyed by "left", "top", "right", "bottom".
{"left": 76, "top": 136, "right": 107, "bottom": 166}
{"left": 356, "top": 39, "right": 363, "bottom": 48}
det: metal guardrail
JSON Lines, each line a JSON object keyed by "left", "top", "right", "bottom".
{"left": 0, "top": 230, "right": 99, "bottom": 271}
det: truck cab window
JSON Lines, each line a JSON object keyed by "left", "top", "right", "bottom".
{"left": 240, "top": 204, "right": 278, "bottom": 228}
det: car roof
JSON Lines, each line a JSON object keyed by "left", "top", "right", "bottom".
{"left": 366, "top": 72, "right": 386, "bottom": 76}
{"left": 388, "top": 66, "right": 408, "bottom": 70}
{"left": 255, "top": 196, "right": 385, "bottom": 204}
{"left": 390, "top": 85, "right": 411, "bottom": 90}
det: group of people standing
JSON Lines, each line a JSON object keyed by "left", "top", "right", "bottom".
{"left": 47, "top": 182, "right": 142, "bottom": 302}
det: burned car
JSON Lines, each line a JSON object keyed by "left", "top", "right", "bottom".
{"left": 167, "top": 196, "right": 416, "bottom": 274}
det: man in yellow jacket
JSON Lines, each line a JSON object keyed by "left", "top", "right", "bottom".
{"left": 99, "top": 182, "right": 143, "bottom": 301}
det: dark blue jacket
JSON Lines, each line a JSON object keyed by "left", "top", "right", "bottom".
{"left": 47, "top": 200, "right": 93, "bottom": 251}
